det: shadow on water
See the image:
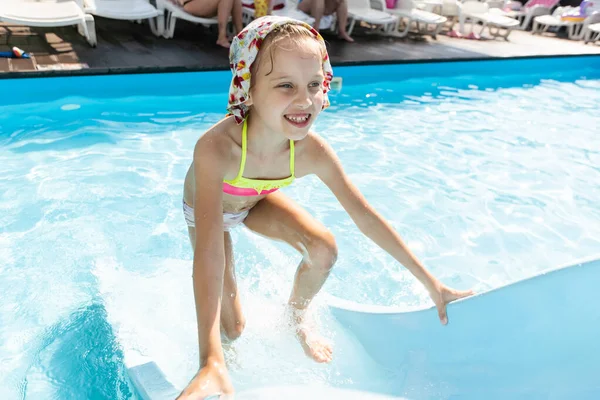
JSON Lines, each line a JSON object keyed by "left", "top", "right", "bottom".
{"left": 25, "top": 302, "right": 134, "bottom": 400}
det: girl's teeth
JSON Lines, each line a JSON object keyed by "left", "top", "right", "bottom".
{"left": 287, "top": 115, "right": 308, "bottom": 122}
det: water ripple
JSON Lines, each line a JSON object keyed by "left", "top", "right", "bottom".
{"left": 0, "top": 72, "right": 599, "bottom": 398}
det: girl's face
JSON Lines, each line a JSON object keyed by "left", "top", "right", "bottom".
{"left": 248, "top": 37, "right": 325, "bottom": 141}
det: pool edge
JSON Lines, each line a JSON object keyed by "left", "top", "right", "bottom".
{"left": 1, "top": 53, "right": 599, "bottom": 80}
{"left": 324, "top": 254, "right": 600, "bottom": 315}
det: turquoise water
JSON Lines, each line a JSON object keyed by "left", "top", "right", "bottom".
{"left": 1, "top": 59, "right": 599, "bottom": 399}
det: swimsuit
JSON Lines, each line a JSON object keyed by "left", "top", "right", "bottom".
{"left": 183, "top": 119, "right": 295, "bottom": 231}
{"left": 223, "top": 118, "right": 295, "bottom": 196}
{"left": 183, "top": 201, "right": 249, "bottom": 232}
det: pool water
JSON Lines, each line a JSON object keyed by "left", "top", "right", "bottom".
{"left": 1, "top": 58, "right": 599, "bottom": 399}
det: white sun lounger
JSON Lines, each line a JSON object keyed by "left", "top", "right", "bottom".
{"left": 581, "top": 12, "right": 600, "bottom": 42}
{"left": 0, "top": 0, "right": 97, "bottom": 46}
{"left": 531, "top": 6, "right": 597, "bottom": 40}
{"left": 84, "top": 0, "right": 164, "bottom": 36}
{"left": 458, "top": 0, "right": 520, "bottom": 39}
{"left": 584, "top": 21, "right": 600, "bottom": 43}
{"left": 155, "top": 0, "right": 229, "bottom": 39}
{"left": 372, "top": 0, "right": 447, "bottom": 38}
{"left": 497, "top": 0, "right": 559, "bottom": 30}
{"left": 346, "top": 0, "right": 398, "bottom": 35}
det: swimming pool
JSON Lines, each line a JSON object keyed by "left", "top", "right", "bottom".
{"left": 1, "top": 55, "right": 599, "bottom": 400}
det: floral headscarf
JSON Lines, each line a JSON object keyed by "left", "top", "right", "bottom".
{"left": 227, "top": 16, "right": 334, "bottom": 124}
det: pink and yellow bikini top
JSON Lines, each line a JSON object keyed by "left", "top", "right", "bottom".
{"left": 223, "top": 119, "right": 295, "bottom": 196}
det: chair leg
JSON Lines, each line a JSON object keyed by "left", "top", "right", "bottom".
{"left": 542, "top": 24, "right": 550, "bottom": 34}
{"left": 165, "top": 13, "right": 177, "bottom": 38}
{"left": 78, "top": 14, "right": 97, "bottom": 47}
{"left": 569, "top": 23, "right": 583, "bottom": 40}
{"left": 388, "top": 17, "right": 410, "bottom": 37}
{"left": 347, "top": 17, "right": 356, "bottom": 36}
{"left": 479, "top": 21, "right": 487, "bottom": 36}
{"left": 458, "top": 14, "right": 469, "bottom": 35}
{"left": 432, "top": 22, "right": 444, "bottom": 39}
{"left": 586, "top": 30, "right": 600, "bottom": 44}
{"left": 150, "top": 13, "right": 165, "bottom": 37}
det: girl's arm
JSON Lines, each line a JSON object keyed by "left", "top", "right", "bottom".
{"left": 192, "top": 137, "right": 228, "bottom": 366}
{"left": 310, "top": 135, "right": 473, "bottom": 323}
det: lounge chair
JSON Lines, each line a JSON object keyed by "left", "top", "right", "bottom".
{"left": 531, "top": 6, "right": 598, "bottom": 40}
{"left": 0, "top": 0, "right": 97, "bottom": 46}
{"left": 346, "top": 0, "right": 398, "bottom": 35}
{"left": 437, "top": 0, "right": 460, "bottom": 32}
{"left": 83, "top": 0, "right": 164, "bottom": 36}
{"left": 155, "top": 0, "right": 227, "bottom": 39}
{"left": 458, "top": 0, "right": 520, "bottom": 40}
{"left": 497, "top": 0, "right": 560, "bottom": 30}
{"left": 582, "top": 12, "right": 600, "bottom": 42}
{"left": 584, "top": 21, "right": 600, "bottom": 43}
{"left": 373, "top": 0, "right": 447, "bottom": 38}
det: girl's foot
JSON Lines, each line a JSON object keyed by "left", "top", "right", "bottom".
{"left": 296, "top": 325, "right": 333, "bottom": 363}
{"left": 289, "top": 307, "right": 333, "bottom": 363}
{"left": 217, "top": 37, "right": 231, "bottom": 48}
{"left": 339, "top": 32, "right": 354, "bottom": 42}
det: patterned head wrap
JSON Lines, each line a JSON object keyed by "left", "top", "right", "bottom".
{"left": 227, "top": 16, "right": 334, "bottom": 124}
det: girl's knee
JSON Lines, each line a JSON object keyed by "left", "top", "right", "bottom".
{"left": 324, "top": 0, "right": 343, "bottom": 12}
{"left": 306, "top": 230, "right": 338, "bottom": 270}
{"left": 223, "top": 317, "right": 246, "bottom": 340}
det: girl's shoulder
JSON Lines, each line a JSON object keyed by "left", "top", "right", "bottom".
{"left": 195, "top": 116, "right": 242, "bottom": 158}
{"left": 293, "top": 131, "right": 336, "bottom": 177}
{"left": 297, "top": 130, "right": 331, "bottom": 159}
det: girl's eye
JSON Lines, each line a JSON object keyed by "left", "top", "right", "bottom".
{"left": 309, "top": 82, "right": 322, "bottom": 88}
{"left": 278, "top": 83, "right": 293, "bottom": 89}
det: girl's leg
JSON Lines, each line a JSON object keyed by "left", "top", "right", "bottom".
{"left": 243, "top": 191, "right": 337, "bottom": 363}
{"left": 215, "top": 0, "right": 236, "bottom": 48}
{"left": 298, "top": 0, "right": 325, "bottom": 34}
{"left": 180, "top": 0, "right": 233, "bottom": 48}
{"left": 182, "top": 0, "right": 219, "bottom": 17}
{"left": 232, "top": 0, "right": 244, "bottom": 35}
{"left": 325, "top": 0, "right": 354, "bottom": 42}
{"left": 188, "top": 228, "right": 246, "bottom": 340}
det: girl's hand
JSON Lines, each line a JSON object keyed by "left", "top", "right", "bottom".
{"left": 427, "top": 282, "right": 474, "bottom": 325}
{"left": 176, "top": 360, "right": 234, "bottom": 400}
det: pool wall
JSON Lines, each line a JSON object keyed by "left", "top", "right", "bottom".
{"left": 0, "top": 55, "right": 598, "bottom": 107}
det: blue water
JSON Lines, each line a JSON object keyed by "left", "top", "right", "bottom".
{"left": 1, "top": 57, "right": 599, "bottom": 399}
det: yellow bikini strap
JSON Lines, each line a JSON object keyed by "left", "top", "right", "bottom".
{"left": 289, "top": 140, "right": 295, "bottom": 177}
{"left": 240, "top": 119, "right": 294, "bottom": 178}
{"left": 235, "top": 119, "right": 248, "bottom": 180}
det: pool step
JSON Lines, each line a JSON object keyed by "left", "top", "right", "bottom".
{"left": 125, "top": 351, "right": 180, "bottom": 400}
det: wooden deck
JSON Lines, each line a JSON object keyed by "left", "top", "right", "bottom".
{"left": 0, "top": 16, "right": 599, "bottom": 77}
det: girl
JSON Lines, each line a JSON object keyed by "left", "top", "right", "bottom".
{"left": 178, "top": 16, "right": 473, "bottom": 399}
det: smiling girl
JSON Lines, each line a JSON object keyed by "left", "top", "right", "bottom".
{"left": 178, "top": 16, "right": 473, "bottom": 399}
